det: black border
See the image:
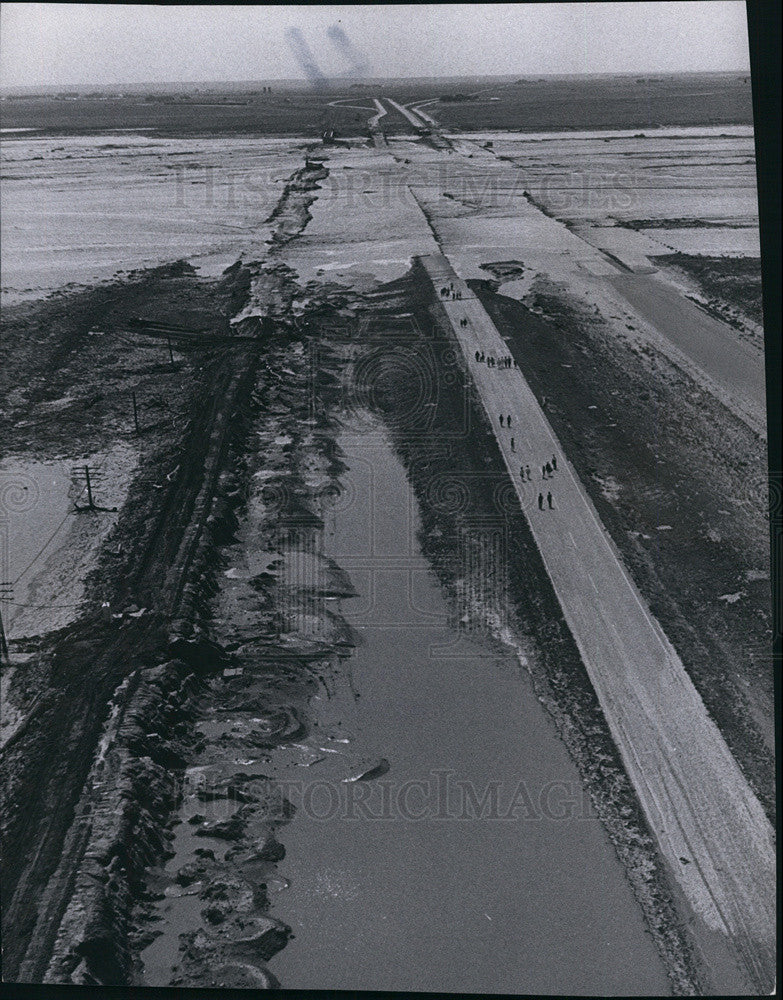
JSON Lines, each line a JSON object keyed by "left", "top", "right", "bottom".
{"left": 1, "top": 3, "right": 779, "bottom": 1000}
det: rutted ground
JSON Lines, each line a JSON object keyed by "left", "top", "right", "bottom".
{"left": 0, "top": 157, "right": 333, "bottom": 983}
{"left": 133, "top": 295, "right": 362, "bottom": 990}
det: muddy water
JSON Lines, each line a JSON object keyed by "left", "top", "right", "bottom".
{"left": 266, "top": 416, "right": 670, "bottom": 995}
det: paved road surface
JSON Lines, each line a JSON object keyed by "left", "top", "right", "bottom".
{"left": 420, "top": 253, "right": 775, "bottom": 992}
{"left": 384, "top": 97, "right": 427, "bottom": 130}
{"left": 608, "top": 271, "right": 766, "bottom": 434}
{"left": 368, "top": 98, "right": 387, "bottom": 129}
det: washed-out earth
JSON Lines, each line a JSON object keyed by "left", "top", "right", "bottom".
{"left": 0, "top": 72, "right": 774, "bottom": 995}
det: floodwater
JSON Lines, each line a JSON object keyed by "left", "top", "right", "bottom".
{"left": 0, "top": 134, "right": 306, "bottom": 302}
{"left": 266, "top": 416, "right": 670, "bottom": 995}
{"left": 481, "top": 127, "right": 760, "bottom": 228}
{"left": 608, "top": 271, "right": 766, "bottom": 419}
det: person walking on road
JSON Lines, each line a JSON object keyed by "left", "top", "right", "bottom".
{"left": 499, "top": 414, "right": 504, "bottom": 427}
{"left": 538, "top": 493, "right": 544, "bottom": 510}
{"left": 510, "top": 437, "right": 515, "bottom": 451}
{"left": 542, "top": 464, "right": 547, "bottom": 479}
{"left": 526, "top": 464, "right": 532, "bottom": 481}
{"left": 475, "top": 350, "right": 480, "bottom": 362}
{"left": 507, "top": 414, "right": 512, "bottom": 427}
{"left": 547, "top": 491, "right": 554, "bottom": 509}
{"left": 551, "top": 454, "right": 557, "bottom": 472}
{"left": 545, "top": 461, "right": 552, "bottom": 478}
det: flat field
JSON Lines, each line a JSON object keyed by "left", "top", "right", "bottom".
{"left": 0, "top": 72, "right": 753, "bottom": 138}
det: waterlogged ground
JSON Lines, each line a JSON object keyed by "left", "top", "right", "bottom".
{"left": 0, "top": 444, "right": 138, "bottom": 641}
{"left": 480, "top": 126, "right": 759, "bottom": 229}
{"left": 1, "top": 105, "right": 768, "bottom": 993}
{"left": 1, "top": 125, "right": 759, "bottom": 306}
{"left": 0, "top": 135, "right": 308, "bottom": 301}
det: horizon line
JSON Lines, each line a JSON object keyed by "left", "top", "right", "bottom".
{"left": 0, "top": 67, "right": 752, "bottom": 94}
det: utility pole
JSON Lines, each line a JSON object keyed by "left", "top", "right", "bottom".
{"left": 0, "top": 610, "right": 8, "bottom": 666}
{"left": 84, "top": 465, "right": 94, "bottom": 509}
{"left": 73, "top": 465, "right": 104, "bottom": 512}
{"left": 0, "top": 582, "right": 12, "bottom": 666}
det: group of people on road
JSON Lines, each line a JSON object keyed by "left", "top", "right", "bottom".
{"left": 474, "top": 351, "right": 515, "bottom": 369}
{"left": 441, "top": 272, "right": 561, "bottom": 513}
{"left": 513, "top": 451, "right": 560, "bottom": 509}
{"left": 536, "top": 454, "right": 559, "bottom": 510}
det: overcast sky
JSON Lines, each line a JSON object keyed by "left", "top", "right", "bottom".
{"left": 0, "top": 2, "right": 752, "bottom": 88}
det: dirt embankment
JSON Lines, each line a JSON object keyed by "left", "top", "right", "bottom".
{"left": 1, "top": 265, "right": 261, "bottom": 983}
{"left": 1, "top": 161, "right": 333, "bottom": 985}
{"left": 128, "top": 305, "right": 358, "bottom": 990}
{"left": 265, "top": 160, "right": 328, "bottom": 246}
{"left": 341, "top": 264, "right": 703, "bottom": 995}
{"left": 469, "top": 276, "right": 774, "bottom": 817}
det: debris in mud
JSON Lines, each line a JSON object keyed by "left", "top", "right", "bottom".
{"left": 164, "top": 883, "right": 203, "bottom": 899}
{"left": 341, "top": 757, "right": 390, "bottom": 783}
